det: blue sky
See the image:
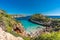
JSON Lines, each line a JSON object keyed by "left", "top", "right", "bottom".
{"left": 0, "top": 0, "right": 60, "bottom": 16}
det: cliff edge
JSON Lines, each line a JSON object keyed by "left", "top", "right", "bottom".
{"left": 0, "top": 27, "right": 24, "bottom": 40}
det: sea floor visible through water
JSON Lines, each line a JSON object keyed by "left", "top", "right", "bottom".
{"left": 19, "top": 20, "right": 44, "bottom": 34}
{"left": 16, "top": 16, "right": 59, "bottom": 34}
{"left": 16, "top": 17, "right": 44, "bottom": 34}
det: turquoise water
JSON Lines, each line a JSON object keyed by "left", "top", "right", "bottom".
{"left": 16, "top": 16, "right": 60, "bottom": 33}
{"left": 16, "top": 16, "right": 44, "bottom": 33}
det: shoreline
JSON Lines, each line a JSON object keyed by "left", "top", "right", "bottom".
{"left": 26, "top": 26, "right": 45, "bottom": 37}
{"left": 28, "top": 19, "right": 52, "bottom": 37}
{"left": 15, "top": 17, "right": 47, "bottom": 37}
{"left": 29, "top": 19, "right": 48, "bottom": 26}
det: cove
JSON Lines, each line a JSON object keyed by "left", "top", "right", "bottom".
{"left": 15, "top": 16, "right": 44, "bottom": 33}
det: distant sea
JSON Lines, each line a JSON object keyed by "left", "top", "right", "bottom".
{"left": 15, "top": 16, "right": 60, "bottom": 33}
{"left": 48, "top": 16, "right": 60, "bottom": 18}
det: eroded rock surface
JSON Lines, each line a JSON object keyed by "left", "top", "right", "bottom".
{"left": 0, "top": 27, "right": 24, "bottom": 40}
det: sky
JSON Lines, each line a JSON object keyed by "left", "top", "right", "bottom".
{"left": 0, "top": 0, "right": 60, "bottom": 16}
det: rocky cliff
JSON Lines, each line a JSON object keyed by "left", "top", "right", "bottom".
{"left": 0, "top": 27, "right": 24, "bottom": 40}
{"left": 0, "top": 10, "right": 27, "bottom": 37}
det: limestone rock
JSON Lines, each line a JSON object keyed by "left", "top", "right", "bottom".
{"left": 0, "top": 27, "right": 24, "bottom": 40}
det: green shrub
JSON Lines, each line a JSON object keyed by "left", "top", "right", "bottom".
{"left": 33, "top": 32, "right": 60, "bottom": 40}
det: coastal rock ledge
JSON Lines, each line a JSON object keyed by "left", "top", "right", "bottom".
{"left": 0, "top": 27, "right": 24, "bottom": 40}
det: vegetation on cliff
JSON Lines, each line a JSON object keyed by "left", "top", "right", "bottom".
{"left": 0, "top": 27, "right": 24, "bottom": 40}
{"left": 32, "top": 31, "right": 60, "bottom": 40}
{"left": 0, "top": 10, "right": 26, "bottom": 37}
{"left": 30, "top": 14, "right": 51, "bottom": 22}
{"left": 27, "top": 14, "right": 60, "bottom": 40}
{"left": 30, "top": 14, "right": 60, "bottom": 31}
{"left": 1, "top": 10, "right": 60, "bottom": 40}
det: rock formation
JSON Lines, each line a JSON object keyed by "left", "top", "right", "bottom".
{"left": 0, "top": 10, "right": 27, "bottom": 37}
{"left": 0, "top": 27, "right": 24, "bottom": 40}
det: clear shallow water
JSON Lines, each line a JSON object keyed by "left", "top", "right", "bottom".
{"left": 16, "top": 16, "right": 60, "bottom": 33}
{"left": 16, "top": 16, "right": 44, "bottom": 33}
{"left": 19, "top": 20, "right": 44, "bottom": 33}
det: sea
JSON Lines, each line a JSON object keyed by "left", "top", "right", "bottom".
{"left": 15, "top": 16, "right": 60, "bottom": 33}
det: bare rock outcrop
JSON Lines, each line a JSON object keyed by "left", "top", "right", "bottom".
{"left": 0, "top": 27, "right": 24, "bottom": 40}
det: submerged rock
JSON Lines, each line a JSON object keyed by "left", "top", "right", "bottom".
{"left": 0, "top": 27, "right": 24, "bottom": 40}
